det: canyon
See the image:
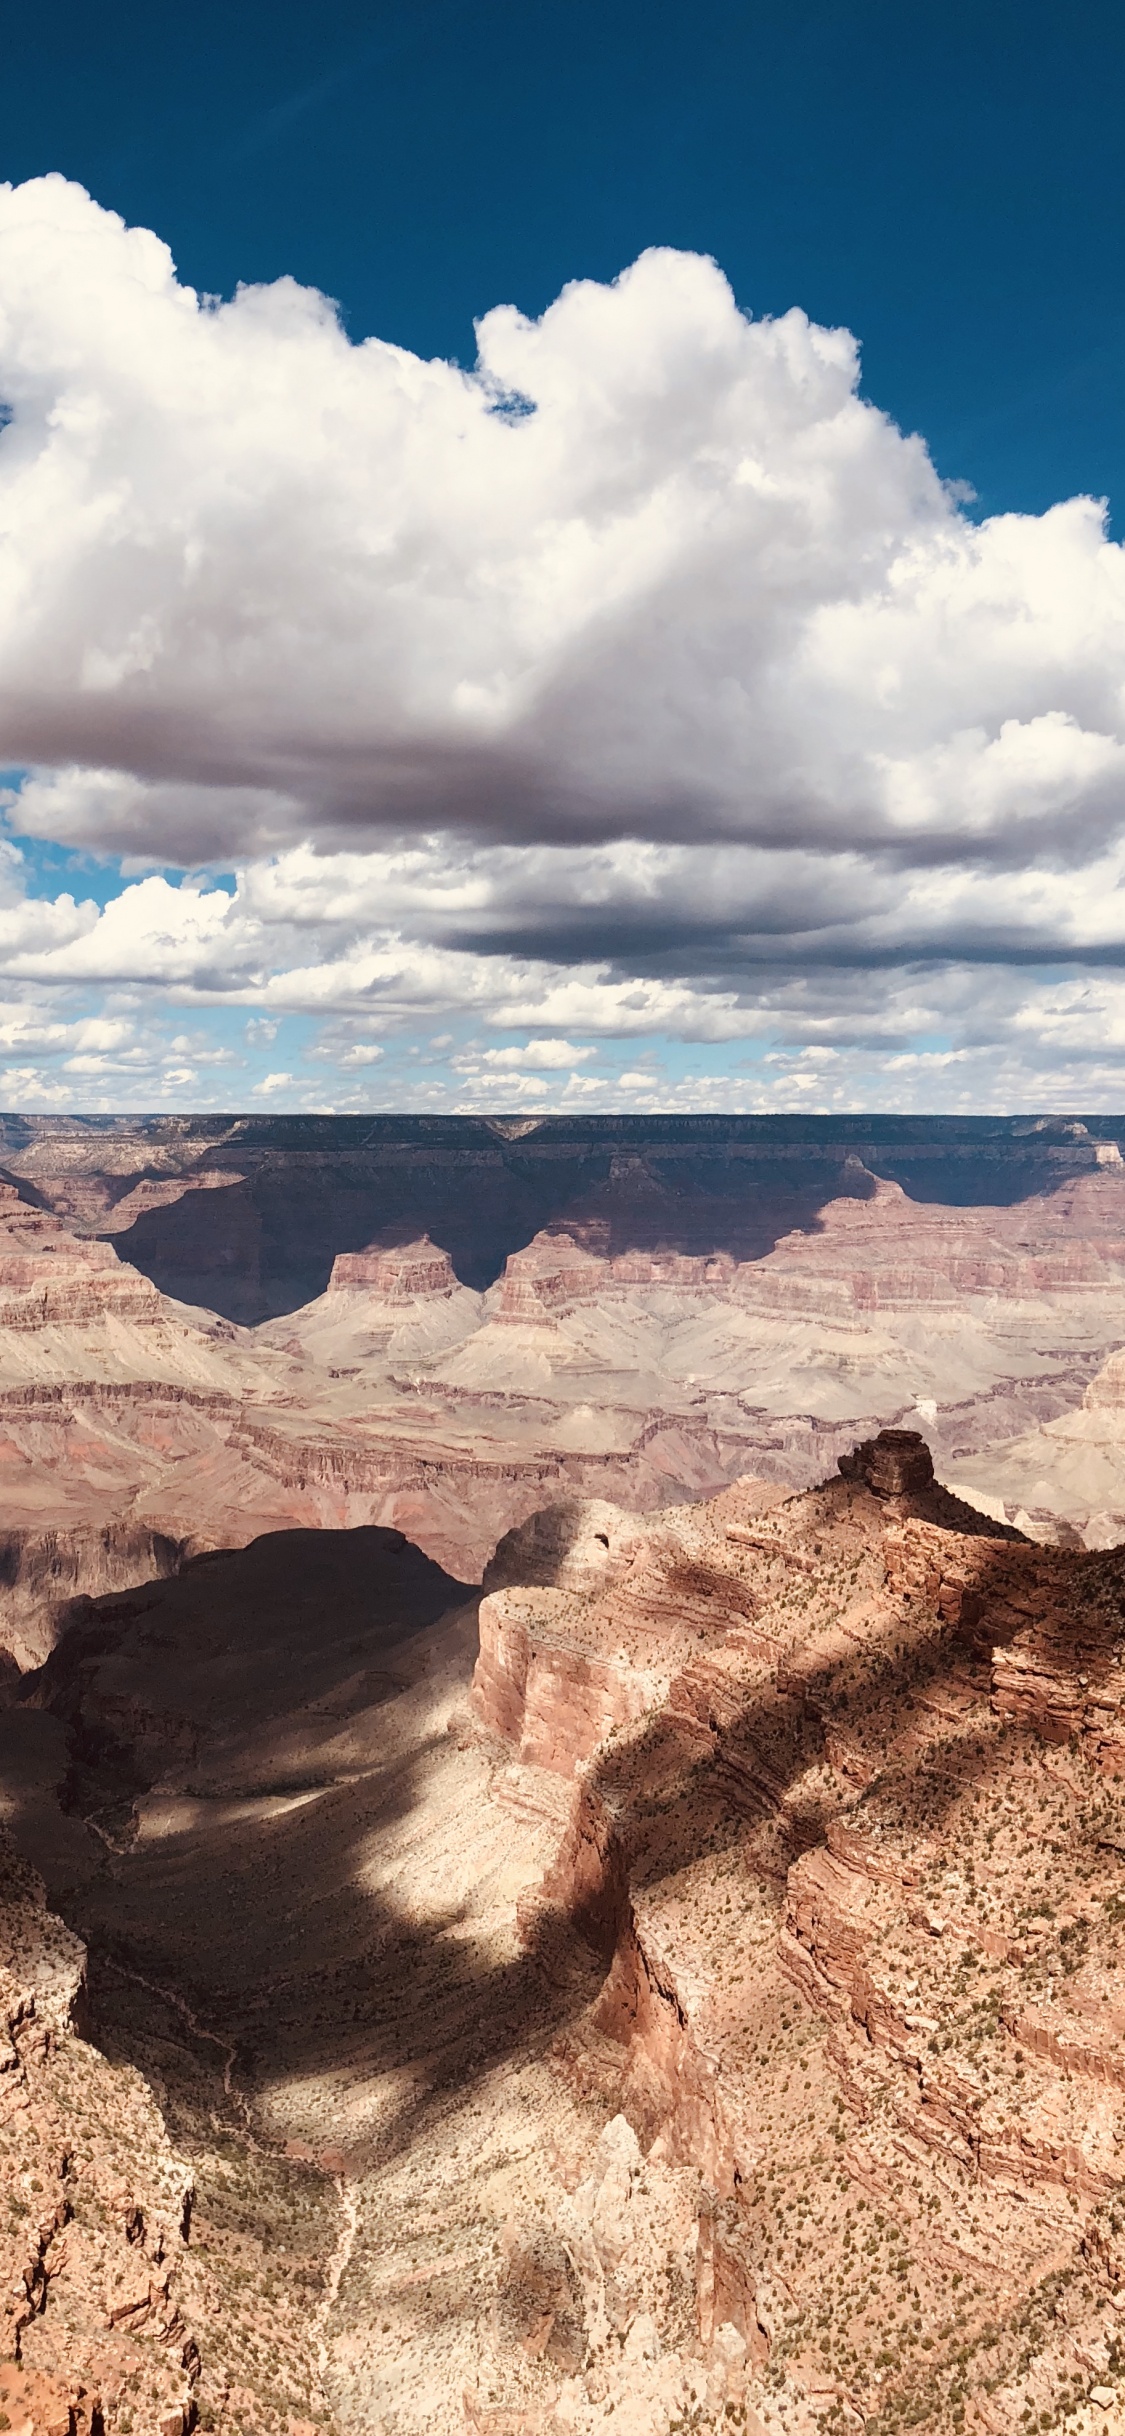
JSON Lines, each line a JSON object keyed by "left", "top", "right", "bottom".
{"left": 5, "top": 1116, "right": 1125, "bottom": 2432}
{"left": 1, "top": 1120, "right": 1125, "bottom": 1645}
{"left": 7, "top": 1431, "right": 1125, "bottom": 2431}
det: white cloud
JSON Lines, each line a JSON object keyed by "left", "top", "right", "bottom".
{"left": 466, "top": 1038, "right": 596, "bottom": 1070}
{"left": 3, "top": 178, "right": 1125, "bottom": 1111}
{"left": 2, "top": 175, "right": 1124, "bottom": 888}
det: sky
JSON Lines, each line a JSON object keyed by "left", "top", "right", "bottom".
{"left": 1, "top": 1, "right": 1125, "bottom": 1114}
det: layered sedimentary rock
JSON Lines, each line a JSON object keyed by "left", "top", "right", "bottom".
{"left": 376, "top": 1169, "right": 1125, "bottom": 1548}
{"left": 0, "top": 1524, "right": 184, "bottom": 1676}
{"left": 460, "top": 1434, "right": 1125, "bottom": 2430}
{"left": 0, "top": 1825, "right": 195, "bottom": 2436}
{"left": 10, "top": 1435, "right": 1125, "bottom": 2431}
{"left": 0, "top": 1192, "right": 745, "bottom": 1638}
{"left": 9, "top": 1126, "right": 1125, "bottom": 1650}
{"left": 2, "top": 1111, "right": 1121, "bottom": 1317}
{"left": 327, "top": 1236, "right": 460, "bottom": 1299}
{"left": 5, "top": 1163, "right": 1125, "bottom": 1666}
{"left": 952, "top": 1339, "right": 1125, "bottom": 1551}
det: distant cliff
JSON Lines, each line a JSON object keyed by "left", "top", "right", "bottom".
{"left": 1, "top": 1111, "right": 1121, "bottom": 1320}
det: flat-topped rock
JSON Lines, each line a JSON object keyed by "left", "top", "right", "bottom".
{"left": 838, "top": 1425, "right": 935, "bottom": 1497}
{"left": 328, "top": 1235, "right": 458, "bottom": 1300}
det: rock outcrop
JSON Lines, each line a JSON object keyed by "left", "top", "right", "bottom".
{"left": 327, "top": 1236, "right": 459, "bottom": 1299}
{"left": 0, "top": 1825, "right": 198, "bottom": 2436}
{"left": 4, "top": 1111, "right": 1121, "bottom": 1316}
{"left": 837, "top": 1424, "right": 935, "bottom": 1496}
{"left": 0, "top": 1191, "right": 746, "bottom": 1628}
{"left": 0, "top": 1805, "right": 353, "bottom": 2436}
{"left": 460, "top": 1433, "right": 1125, "bottom": 2430}
{"left": 0, "top": 1523, "right": 184, "bottom": 1675}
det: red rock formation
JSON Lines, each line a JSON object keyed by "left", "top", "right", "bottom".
{"left": 327, "top": 1236, "right": 458, "bottom": 1299}
{"left": 736, "top": 1170, "right": 1125, "bottom": 1310}
{"left": 17, "top": 1438, "right": 1125, "bottom": 2431}
{"left": 467, "top": 1432, "right": 1125, "bottom": 2428}
{"left": 0, "top": 1811, "right": 348, "bottom": 2436}
{"left": 0, "top": 1184, "right": 162, "bottom": 1329}
{"left": 0, "top": 1827, "right": 198, "bottom": 2436}
{"left": 6, "top": 1110, "right": 1123, "bottom": 1321}
{"left": 492, "top": 1233, "right": 608, "bottom": 1321}
{"left": 837, "top": 1425, "right": 935, "bottom": 1496}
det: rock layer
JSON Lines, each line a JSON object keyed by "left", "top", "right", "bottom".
{"left": 3, "top": 1111, "right": 1120, "bottom": 1315}
{"left": 8, "top": 1131, "right": 1125, "bottom": 1588}
{"left": 463, "top": 1435, "right": 1125, "bottom": 2430}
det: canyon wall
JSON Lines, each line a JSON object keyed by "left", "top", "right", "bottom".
{"left": 461, "top": 1435, "right": 1125, "bottom": 2430}
{"left": 2, "top": 1111, "right": 1121, "bottom": 1318}
{"left": 9, "top": 1127, "right": 1125, "bottom": 1651}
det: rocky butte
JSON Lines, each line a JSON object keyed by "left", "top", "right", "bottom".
{"left": 5, "top": 1418, "right": 1125, "bottom": 2430}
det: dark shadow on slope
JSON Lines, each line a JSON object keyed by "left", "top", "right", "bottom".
{"left": 0, "top": 1525, "right": 602, "bottom": 2191}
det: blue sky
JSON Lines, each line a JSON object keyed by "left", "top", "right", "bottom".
{"left": 1, "top": 2, "right": 1125, "bottom": 1112}
{"left": 6, "top": 0, "right": 1125, "bottom": 522}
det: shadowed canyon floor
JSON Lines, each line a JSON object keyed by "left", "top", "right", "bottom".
{"left": 8, "top": 1443, "right": 1125, "bottom": 2431}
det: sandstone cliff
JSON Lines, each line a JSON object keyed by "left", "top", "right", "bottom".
{"left": 4, "top": 1112, "right": 1120, "bottom": 1317}
{"left": 0, "top": 1806, "right": 353, "bottom": 2436}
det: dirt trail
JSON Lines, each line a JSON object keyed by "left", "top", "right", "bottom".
{"left": 317, "top": 2177, "right": 360, "bottom": 2385}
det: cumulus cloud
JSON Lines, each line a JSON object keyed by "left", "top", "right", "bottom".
{"left": 465, "top": 1039, "right": 597, "bottom": 1070}
{"left": 2, "top": 174, "right": 1124, "bottom": 881}
{"left": 3, "top": 176, "right": 1125, "bottom": 1111}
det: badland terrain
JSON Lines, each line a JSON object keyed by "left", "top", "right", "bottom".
{"left": 5, "top": 1116, "right": 1125, "bottom": 2433}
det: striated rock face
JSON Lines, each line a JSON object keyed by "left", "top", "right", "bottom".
{"left": 12, "top": 1130, "right": 1125, "bottom": 1574}
{"left": 0, "top": 1825, "right": 197, "bottom": 2436}
{"left": 492, "top": 1233, "right": 608, "bottom": 1322}
{"left": 738, "top": 1169, "right": 1125, "bottom": 1307}
{"left": 951, "top": 1336, "right": 1125, "bottom": 1551}
{"left": 0, "top": 1189, "right": 751, "bottom": 1622}
{"left": 0, "top": 1182, "right": 162, "bottom": 1330}
{"left": 0, "top": 1523, "right": 184, "bottom": 1674}
{"left": 483, "top": 1498, "right": 632, "bottom": 1595}
{"left": 3, "top": 1110, "right": 1121, "bottom": 1316}
{"left": 326, "top": 1168, "right": 1125, "bottom": 1556}
{"left": 0, "top": 1810, "right": 346, "bottom": 2436}
{"left": 327, "top": 1235, "right": 458, "bottom": 1299}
